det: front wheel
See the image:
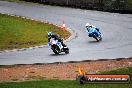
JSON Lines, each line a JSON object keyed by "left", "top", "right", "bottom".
{"left": 94, "top": 37, "right": 100, "bottom": 42}
{"left": 52, "top": 45, "right": 60, "bottom": 54}
{"left": 94, "top": 35, "right": 102, "bottom": 42}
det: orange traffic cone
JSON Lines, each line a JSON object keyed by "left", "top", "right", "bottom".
{"left": 78, "top": 66, "right": 86, "bottom": 75}
{"left": 61, "top": 20, "right": 66, "bottom": 31}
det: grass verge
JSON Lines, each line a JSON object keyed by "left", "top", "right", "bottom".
{"left": 0, "top": 67, "right": 131, "bottom": 88}
{"left": 0, "top": 14, "right": 70, "bottom": 50}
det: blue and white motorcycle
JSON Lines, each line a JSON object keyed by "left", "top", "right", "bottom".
{"left": 49, "top": 38, "right": 69, "bottom": 54}
{"left": 87, "top": 27, "right": 102, "bottom": 42}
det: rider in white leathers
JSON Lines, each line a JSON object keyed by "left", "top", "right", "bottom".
{"left": 85, "top": 23, "right": 102, "bottom": 40}
{"left": 85, "top": 23, "right": 99, "bottom": 32}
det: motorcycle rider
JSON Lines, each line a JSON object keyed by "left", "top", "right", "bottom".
{"left": 48, "top": 32, "right": 66, "bottom": 47}
{"left": 85, "top": 23, "right": 101, "bottom": 37}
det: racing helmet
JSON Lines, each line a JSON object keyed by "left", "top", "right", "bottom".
{"left": 85, "top": 23, "right": 92, "bottom": 28}
{"left": 48, "top": 32, "right": 52, "bottom": 37}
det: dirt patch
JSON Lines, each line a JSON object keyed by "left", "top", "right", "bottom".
{"left": 0, "top": 58, "right": 132, "bottom": 82}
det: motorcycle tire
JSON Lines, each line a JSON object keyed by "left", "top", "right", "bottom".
{"left": 65, "top": 49, "right": 69, "bottom": 54}
{"left": 95, "top": 37, "right": 100, "bottom": 42}
{"left": 52, "top": 45, "right": 60, "bottom": 54}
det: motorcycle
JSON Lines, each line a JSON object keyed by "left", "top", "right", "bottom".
{"left": 48, "top": 38, "right": 69, "bottom": 54}
{"left": 87, "top": 27, "right": 102, "bottom": 42}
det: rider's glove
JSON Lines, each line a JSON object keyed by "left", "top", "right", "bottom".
{"left": 48, "top": 42, "right": 51, "bottom": 46}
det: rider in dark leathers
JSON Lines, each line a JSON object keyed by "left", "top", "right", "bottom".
{"left": 48, "top": 32, "right": 66, "bottom": 47}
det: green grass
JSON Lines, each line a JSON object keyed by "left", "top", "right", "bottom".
{"left": 0, "top": 67, "right": 131, "bottom": 88}
{"left": 99, "top": 67, "right": 132, "bottom": 75}
{"left": 0, "top": 80, "right": 131, "bottom": 88}
{"left": 0, "top": 14, "right": 70, "bottom": 50}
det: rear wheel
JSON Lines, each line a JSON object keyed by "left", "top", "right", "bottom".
{"left": 99, "top": 35, "right": 102, "bottom": 41}
{"left": 65, "top": 48, "right": 69, "bottom": 54}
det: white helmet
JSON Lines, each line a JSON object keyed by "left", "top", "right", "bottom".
{"left": 85, "top": 23, "right": 92, "bottom": 29}
{"left": 85, "top": 23, "right": 90, "bottom": 27}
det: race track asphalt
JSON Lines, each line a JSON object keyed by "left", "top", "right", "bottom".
{"left": 0, "top": 1, "right": 132, "bottom": 65}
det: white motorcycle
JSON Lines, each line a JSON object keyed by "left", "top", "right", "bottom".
{"left": 49, "top": 38, "right": 69, "bottom": 54}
